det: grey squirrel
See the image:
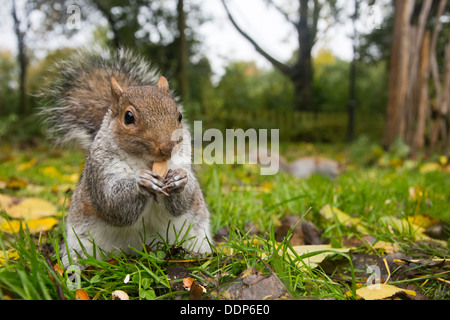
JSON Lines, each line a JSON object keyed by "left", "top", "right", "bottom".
{"left": 279, "top": 155, "right": 341, "bottom": 179}
{"left": 254, "top": 147, "right": 341, "bottom": 179}
{"left": 39, "top": 47, "right": 212, "bottom": 265}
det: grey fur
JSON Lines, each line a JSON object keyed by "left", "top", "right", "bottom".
{"left": 38, "top": 47, "right": 212, "bottom": 264}
{"left": 38, "top": 46, "right": 161, "bottom": 150}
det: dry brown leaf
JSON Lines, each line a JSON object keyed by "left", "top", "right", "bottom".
{"left": 212, "top": 268, "right": 289, "bottom": 300}
{"left": 189, "top": 281, "right": 206, "bottom": 300}
{"left": 274, "top": 216, "right": 322, "bottom": 246}
{"left": 183, "top": 276, "right": 194, "bottom": 289}
{"left": 5, "top": 177, "right": 28, "bottom": 190}
{"left": 54, "top": 264, "right": 64, "bottom": 276}
{"left": 112, "top": 290, "right": 129, "bottom": 300}
{"left": 75, "top": 289, "right": 90, "bottom": 300}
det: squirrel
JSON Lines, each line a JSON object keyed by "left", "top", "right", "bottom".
{"left": 39, "top": 47, "right": 212, "bottom": 265}
{"left": 253, "top": 147, "right": 341, "bottom": 179}
{"left": 279, "top": 156, "right": 341, "bottom": 179}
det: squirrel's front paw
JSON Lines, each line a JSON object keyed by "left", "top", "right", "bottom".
{"left": 162, "top": 168, "right": 188, "bottom": 194}
{"left": 138, "top": 170, "right": 169, "bottom": 199}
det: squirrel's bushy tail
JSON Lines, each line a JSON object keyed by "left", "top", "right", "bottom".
{"left": 38, "top": 46, "right": 161, "bottom": 150}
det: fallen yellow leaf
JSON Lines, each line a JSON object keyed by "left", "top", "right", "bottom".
{"left": 0, "top": 249, "right": 19, "bottom": 266}
{"left": 379, "top": 216, "right": 426, "bottom": 235}
{"left": 0, "top": 194, "right": 15, "bottom": 211}
{"left": 419, "top": 162, "right": 441, "bottom": 173}
{"left": 40, "top": 166, "right": 62, "bottom": 179}
{"left": 320, "top": 205, "right": 367, "bottom": 234}
{"left": 355, "top": 284, "right": 416, "bottom": 300}
{"left": 378, "top": 216, "right": 447, "bottom": 246}
{"left": 260, "top": 181, "right": 274, "bottom": 193}
{"left": 372, "top": 241, "right": 400, "bottom": 254}
{"left": 0, "top": 217, "right": 59, "bottom": 234}
{"left": 408, "top": 214, "right": 439, "bottom": 229}
{"left": 62, "top": 173, "right": 80, "bottom": 183}
{"left": 16, "top": 158, "right": 37, "bottom": 171}
{"left": 287, "top": 244, "right": 352, "bottom": 269}
{"left": 4, "top": 197, "right": 58, "bottom": 220}
{"left": 26, "top": 217, "right": 59, "bottom": 233}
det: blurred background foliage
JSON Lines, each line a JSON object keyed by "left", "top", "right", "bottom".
{"left": 0, "top": 0, "right": 448, "bottom": 154}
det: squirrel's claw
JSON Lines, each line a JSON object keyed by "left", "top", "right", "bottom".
{"left": 163, "top": 169, "right": 188, "bottom": 194}
{"left": 138, "top": 170, "right": 169, "bottom": 198}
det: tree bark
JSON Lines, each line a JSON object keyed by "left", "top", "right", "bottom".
{"left": 383, "top": 0, "right": 415, "bottom": 149}
{"left": 430, "top": 0, "right": 449, "bottom": 150}
{"left": 413, "top": 31, "right": 430, "bottom": 153}
{"left": 440, "top": 43, "right": 450, "bottom": 154}
{"left": 176, "top": 0, "right": 190, "bottom": 102}
{"left": 348, "top": 0, "right": 358, "bottom": 142}
{"left": 405, "top": 0, "right": 432, "bottom": 147}
{"left": 295, "top": 0, "right": 314, "bottom": 111}
{"left": 12, "top": 0, "right": 28, "bottom": 115}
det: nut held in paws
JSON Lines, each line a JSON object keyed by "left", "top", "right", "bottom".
{"left": 153, "top": 161, "right": 167, "bottom": 177}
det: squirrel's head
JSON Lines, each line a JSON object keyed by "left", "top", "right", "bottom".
{"left": 110, "top": 76, "right": 183, "bottom": 162}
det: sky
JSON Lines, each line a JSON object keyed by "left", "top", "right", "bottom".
{"left": 200, "top": 0, "right": 354, "bottom": 75}
{"left": 0, "top": 0, "right": 384, "bottom": 79}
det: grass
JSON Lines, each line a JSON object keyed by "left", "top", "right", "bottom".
{"left": 0, "top": 140, "right": 449, "bottom": 300}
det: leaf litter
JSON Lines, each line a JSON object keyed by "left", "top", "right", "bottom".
{"left": 0, "top": 145, "right": 448, "bottom": 300}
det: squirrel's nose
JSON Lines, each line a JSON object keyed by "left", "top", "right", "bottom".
{"left": 159, "top": 141, "right": 176, "bottom": 157}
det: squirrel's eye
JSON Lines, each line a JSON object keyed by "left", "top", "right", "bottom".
{"left": 178, "top": 112, "right": 183, "bottom": 123}
{"left": 124, "top": 110, "right": 135, "bottom": 125}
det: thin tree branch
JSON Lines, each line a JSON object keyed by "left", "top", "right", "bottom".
{"left": 220, "top": 0, "right": 292, "bottom": 76}
{"left": 311, "top": 0, "right": 321, "bottom": 44}
{"left": 264, "top": 0, "right": 297, "bottom": 27}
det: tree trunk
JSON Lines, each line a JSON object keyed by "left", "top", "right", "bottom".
{"left": 383, "top": 0, "right": 415, "bottom": 149}
{"left": 176, "top": 0, "right": 189, "bottom": 103}
{"left": 294, "top": 0, "right": 314, "bottom": 112}
{"left": 405, "top": 0, "right": 432, "bottom": 147}
{"left": 221, "top": 0, "right": 318, "bottom": 113}
{"left": 413, "top": 31, "right": 430, "bottom": 154}
{"left": 348, "top": 0, "right": 358, "bottom": 142}
{"left": 440, "top": 42, "right": 450, "bottom": 154}
{"left": 291, "top": 63, "right": 313, "bottom": 112}
{"left": 430, "top": 0, "right": 449, "bottom": 150}
{"left": 12, "top": 0, "right": 28, "bottom": 115}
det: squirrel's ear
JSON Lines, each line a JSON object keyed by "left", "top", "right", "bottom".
{"left": 111, "top": 77, "right": 123, "bottom": 102}
{"left": 157, "top": 76, "right": 169, "bottom": 92}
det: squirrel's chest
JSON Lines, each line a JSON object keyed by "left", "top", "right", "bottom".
{"left": 139, "top": 200, "right": 175, "bottom": 232}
